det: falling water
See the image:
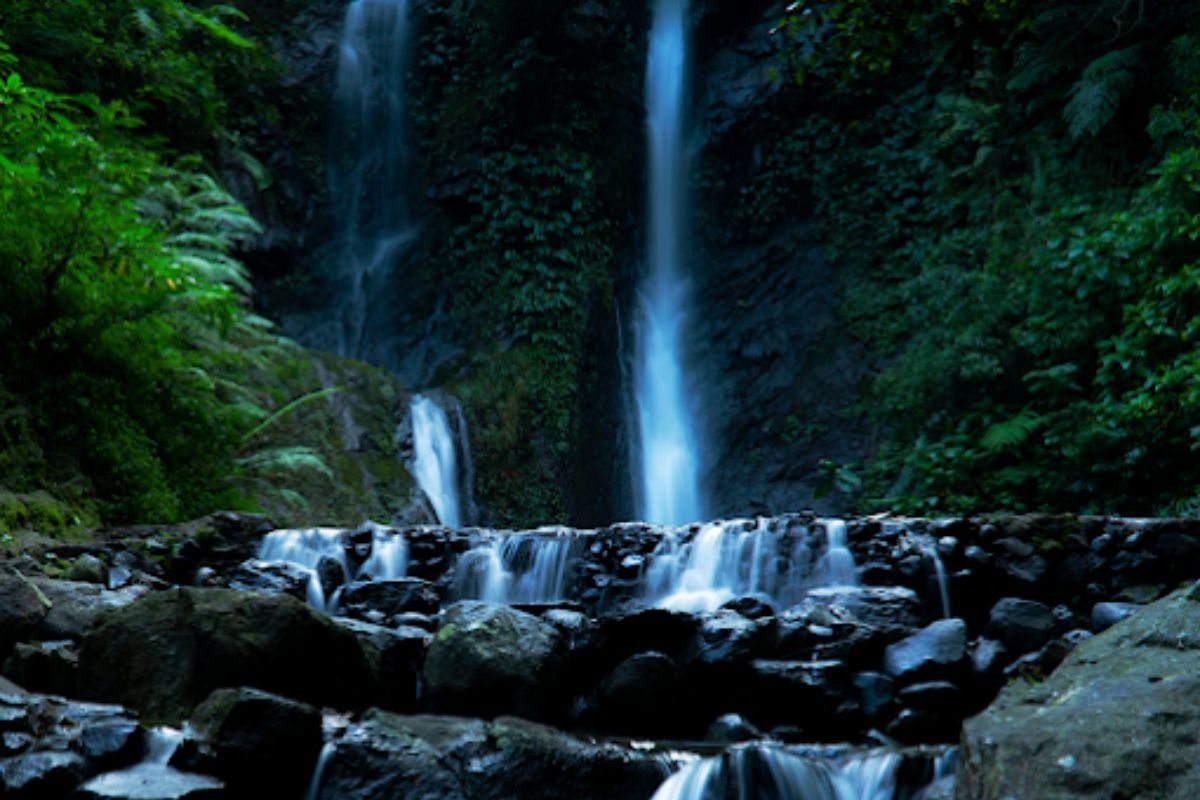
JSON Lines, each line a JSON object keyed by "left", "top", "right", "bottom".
{"left": 453, "top": 531, "right": 578, "bottom": 603}
{"left": 634, "top": 0, "right": 703, "bottom": 526}
{"left": 649, "top": 746, "right": 901, "bottom": 800}
{"left": 645, "top": 519, "right": 855, "bottom": 613}
{"left": 327, "top": 0, "right": 414, "bottom": 364}
{"left": 258, "top": 524, "right": 408, "bottom": 610}
{"left": 410, "top": 394, "right": 463, "bottom": 528}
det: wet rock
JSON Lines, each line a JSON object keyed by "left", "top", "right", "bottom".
{"left": 852, "top": 672, "right": 894, "bottom": 721}
{"left": 0, "top": 750, "right": 87, "bottom": 797}
{"left": 542, "top": 608, "right": 590, "bottom": 635}
{"left": 960, "top": 583, "right": 1200, "bottom": 798}
{"left": 316, "top": 556, "right": 345, "bottom": 600}
{"left": 584, "top": 651, "right": 683, "bottom": 736}
{"left": 335, "top": 619, "right": 427, "bottom": 712}
{"left": 705, "top": 713, "right": 763, "bottom": 744}
{"left": 190, "top": 686, "right": 321, "bottom": 797}
{"left": 78, "top": 719, "right": 142, "bottom": 770}
{"left": 225, "top": 559, "right": 311, "bottom": 600}
{"left": 720, "top": 595, "right": 777, "bottom": 619}
{"left": 970, "top": 638, "right": 1009, "bottom": 682}
{"left": 983, "top": 597, "right": 1056, "bottom": 652}
{"left": 805, "top": 585, "right": 922, "bottom": 633}
{"left": 0, "top": 572, "right": 50, "bottom": 651}
{"left": 691, "top": 610, "right": 770, "bottom": 665}
{"left": 424, "top": 602, "right": 562, "bottom": 720}
{"left": 338, "top": 578, "right": 441, "bottom": 621}
{"left": 67, "top": 554, "right": 108, "bottom": 585}
{"left": 883, "top": 619, "right": 968, "bottom": 685}
{"left": 896, "top": 681, "right": 960, "bottom": 712}
{"left": 32, "top": 579, "right": 147, "bottom": 642}
{"left": 313, "top": 711, "right": 665, "bottom": 800}
{"left": 3, "top": 640, "right": 78, "bottom": 696}
{"left": 1091, "top": 601, "right": 1140, "bottom": 632}
{"left": 1001, "top": 632, "right": 1090, "bottom": 683}
{"left": 79, "top": 587, "right": 373, "bottom": 721}
{"left": 742, "top": 659, "right": 858, "bottom": 736}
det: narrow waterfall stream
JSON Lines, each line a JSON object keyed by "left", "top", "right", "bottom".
{"left": 327, "top": 0, "right": 415, "bottom": 366}
{"left": 635, "top": 0, "right": 704, "bottom": 526}
{"left": 410, "top": 394, "right": 464, "bottom": 528}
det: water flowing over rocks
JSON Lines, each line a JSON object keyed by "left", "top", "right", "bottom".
{"left": 4, "top": 512, "right": 1200, "bottom": 796}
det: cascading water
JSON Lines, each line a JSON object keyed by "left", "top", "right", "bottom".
{"left": 327, "top": 0, "right": 414, "bottom": 365}
{"left": 258, "top": 524, "right": 408, "bottom": 610}
{"left": 634, "top": 0, "right": 704, "bottom": 526}
{"left": 453, "top": 530, "right": 578, "bottom": 603}
{"left": 645, "top": 519, "right": 856, "bottom": 613}
{"left": 410, "top": 394, "right": 464, "bottom": 528}
{"left": 650, "top": 746, "right": 901, "bottom": 800}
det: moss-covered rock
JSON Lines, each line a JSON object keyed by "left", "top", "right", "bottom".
{"left": 78, "top": 587, "right": 373, "bottom": 722}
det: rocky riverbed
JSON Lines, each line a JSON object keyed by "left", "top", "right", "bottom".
{"left": 1, "top": 511, "right": 1197, "bottom": 797}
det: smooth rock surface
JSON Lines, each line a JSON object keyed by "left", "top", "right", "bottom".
{"left": 960, "top": 583, "right": 1200, "bottom": 798}
{"left": 79, "top": 588, "right": 372, "bottom": 721}
{"left": 423, "top": 601, "right": 562, "bottom": 720}
{"left": 883, "top": 619, "right": 968, "bottom": 684}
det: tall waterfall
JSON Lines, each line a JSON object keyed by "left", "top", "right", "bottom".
{"left": 634, "top": 0, "right": 703, "bottom": 526}
{"left": 411, "top": 395, "right": 463, "bottom": 528}
{"left": 328, "top": 0, "right": 414, "bottom": 366}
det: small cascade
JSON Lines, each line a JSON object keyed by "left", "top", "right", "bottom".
{"left": 145, "top": 727, "right": 184, "bottom": 765}
{"left": 304, "top": 742, "right": 336, "bottom": 800}
{"left": 77, "top": 727, "right": 223, "bottom": 798}
{"left": 454, "top": 530, "right": 578, "bottom": 603}
{"left": 326, "top": 0, "right": 415, "bottom": 365}
{"left": 650, "top": 745, "right": 902, "bottom": 800}
{"left": 817, "top": 519, "right": 857, "bottom": 587}
{"left": 644, "top": 519, "right": 857, "bottom": 613}
{"left": 634, "top": 0, "right": 704, "bottom": 526}
{"left": 410, "top": 394, "right": 464, "bottom": 528}
{"left": 258, "top": 524, "right": 408, "bottom": 610}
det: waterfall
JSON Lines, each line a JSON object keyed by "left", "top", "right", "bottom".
{"left": 645, "top": 519, "right": 856, "bottom": 613}
{"left": 327, "top": 0, "right": 414, "bottom": 366}
{"left": 453, "top": 531, "right": 578, "bottom": 603}
{"left": 650, "top": 746, "right": 901, "bottom": 800}
{"left": 258, "top": 524, "right": 408, "bottom": 610}
{"left": 634, "top": 0, "right": 704, "bottom": 526}
{"left": 410, "top": 394, "right": 464, "bottom": 528}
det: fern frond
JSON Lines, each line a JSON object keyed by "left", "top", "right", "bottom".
{"left": 1064, "top": 46, "right": 1142, "bottom": 139}
{"left": 236, "top": 446, "right": 333, "bottom": 478}
{"left": 981, "top": 411, "right": 1046, "bottom": 451}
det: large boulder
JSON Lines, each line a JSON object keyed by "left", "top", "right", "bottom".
{"left": 337, "top": 578, "right": 441, "bottom": 622}
{"left": 79, "top": 588, "right": 372, "bottom": 721}
{"left": 0, "top": 572, "right": 50, "bottom": 651}
{"left": 31, "top": 579, "right": 146, "bottom": 641}
{"left": 189, "top": 687, "right": 322, "bottom": 797}
{"left": 312, "top": 711, "right": 665, "bottom": 800}
{"left": 959, "top": 583, "right": 1200, "bottom": 799}
{"left": 423, "top": 602, "right": 562, "bottom": 720}
{"left": 334, "top": 618, "right": 428, "bottom": 711}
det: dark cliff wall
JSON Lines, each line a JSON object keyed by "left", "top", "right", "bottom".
{"left": 232, "top": 0, "right": 872, "bottom": 525}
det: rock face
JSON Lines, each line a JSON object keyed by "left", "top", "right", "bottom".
{"left": 423, "top": 602, "right": 563, "bottom": 720}
{"left": 313, "top": 711, "right": 666, "bottom": 800}
{"left": 959, "top": 583, "right": 1200, "bottom": 799}
{"left": 78, "top": 588, "right": 372, "bottom": 721}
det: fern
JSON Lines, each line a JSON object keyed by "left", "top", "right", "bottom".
{"left": 981, "top": 411, "right": 1046, "bottom": 451}
{"left": 1063, "top": 46, "right": 1142, "bottom": 139}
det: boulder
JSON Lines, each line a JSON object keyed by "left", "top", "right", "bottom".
{"left": 224, "top": 559, "right": 311, "bottom": 601}
{"left": 79, "top": 588, "right": 372, "bottom": 721}
{"left": 583, "top": 651, "right": 684, "bottom": 736}
{"left": 3, "top": 640, "right": 78, "bottom": 696}
{"left": 312, "top": 711, "right": 665, "bottom": 800}
{"left": 423, "top": 602, "right": 562, "bottom": 720}
{"left": 337, "top": 578, "right": 441, "bottom": 621}
{"left": 959, "top": 583, "right": 1200, "bottom": 798}
{"left": 0, "top": 751, "right": 88, "bottom": 797}
{"left": 705, "top": 713, "right": 763, "bottom": 744}
{"left": 739, "top": 659, "right": 859, "bottom": 737}
{"left": 190, "top": 687, "right": 321, "bottom": 797}
{"left": 31, "top": 579, "right": 146, "bottom": 640}
{"left": 983, "top": 597, "right": 1056, "bottom": 652}
{"left": 334, "top": 618, "right": 427, "bottom": 711}
{"left": 883, "top": 619, "right": 968, "bottom": 684}
{"left": 690, "top": 610, "right": 770, "bottom": 665}
{"left": 0, "top": 572, "right": 49, "bottom": 651}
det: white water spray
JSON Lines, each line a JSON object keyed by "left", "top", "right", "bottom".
{"left": 410, "top": 394, "right": 463, "bottom": 528}
{"left": 634, "top": 0, "right": 703, "bottom": 526}
{"left": 453, "top": 531, "right": 578, "bottom": 603}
